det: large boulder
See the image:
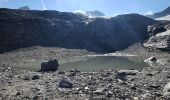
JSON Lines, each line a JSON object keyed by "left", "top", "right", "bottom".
{"left": 163, "top": 82, "right": 170, "bottom": 99}
{"left": 40, "top": 59, "right": 59, "bottom": 72}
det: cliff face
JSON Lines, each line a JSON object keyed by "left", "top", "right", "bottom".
{"left": 0, "top": 9, "right": 159, "bottom": 53}
{"left": 144, "top": 22, "right": 170, "bottom": 51}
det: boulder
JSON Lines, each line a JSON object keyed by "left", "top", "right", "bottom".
{"left": 40, "top": 59, "right": 59, "bottom": 72}
{"left": 58, "top": 79, "right": 73, "bottom": 88}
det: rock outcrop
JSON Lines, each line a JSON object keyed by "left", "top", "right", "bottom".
{"left": 144, "top": 22, "right": 170, "bottom": 51}
{"left": 0, "top": 8, "right": 159, "bottom": 53}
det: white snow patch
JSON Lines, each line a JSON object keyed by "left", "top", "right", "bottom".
{"left": 156, "top": 15, "right": 170, "bottom": 21}
{"left": 156, "top": 30, "right": 170, "bottom": 37}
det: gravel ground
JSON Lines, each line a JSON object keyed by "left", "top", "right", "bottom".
{"left": 0, "top": 65, "right": 170, "bottom": 100}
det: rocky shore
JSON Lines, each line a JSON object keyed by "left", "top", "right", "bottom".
{"left": 0, "top": 61, "right": 170, "bottom": 100}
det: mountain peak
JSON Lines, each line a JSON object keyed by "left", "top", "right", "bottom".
{"left": 74, "top": 10, "right": 105, "bottom": 17}
{"left": 164, "top": 6, "right": 170, "bottom": 13}
{"left": 18, "top": 6, "right": 30, "bottom": 10}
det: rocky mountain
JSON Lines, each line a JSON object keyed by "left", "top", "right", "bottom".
{"left": 147, "top": 6, "right": 170, "bottom": 19}
{"left": 18, "top": 6, "right": 30, "bottom": 10}
{"left": 0, "top": 8, "right": 159, "bottom": 53}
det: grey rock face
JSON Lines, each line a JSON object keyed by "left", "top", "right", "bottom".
{"left": 0, "top": 8, "right": 159, "bottom": 53}
{"left": 148, "top": 25, "right": 167, "bottom": 36}
{"left": 40, "top": 59, "right": 59, "bottom": 72}
{"left": 144, "top": 23, "right": 170, "bottom": 51}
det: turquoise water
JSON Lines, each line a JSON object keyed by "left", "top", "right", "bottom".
{"left": 59, "top": 56, "right": 150, "bottom": 72}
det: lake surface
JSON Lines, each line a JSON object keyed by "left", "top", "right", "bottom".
{"left": 59, "top": 56, "right": 150, "bottom": 72}
{"left": 11, "top": 55, "right": 150, "bottom": 72}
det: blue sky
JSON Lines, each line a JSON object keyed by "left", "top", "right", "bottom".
{"left": 0, "top": 0, "right": 170, "bottom": 16}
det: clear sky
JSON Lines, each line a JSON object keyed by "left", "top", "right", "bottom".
{"left": 0, "top": 0, "right": 170, "bottom": 16}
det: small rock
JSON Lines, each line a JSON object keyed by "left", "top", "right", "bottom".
{"left": 167, "top": 75, "right": 170, "bottom": 78}
{"left": 93, "top": 88, "right": 106, "bottom": 95}
{"left": 68, "top": 69, "right": 80, "bottom": 77}
{"left": 68, "top": 72, "right": 76, "bottom": 77}
{"left": 84, "top": 86, "right": 89, "bottom": 90}
{"left": 116, "top": 71, "right": 127, "bottom": 81}
{"left": 7, "top": 67, "right": 11, "bottom": 70}
{"left": 58, "top": 71, "right": 65, "bottom": 74}
{"left": 133, "top": 97, "right": 139, "bottom": 100}
{"left": 69, "top": 69, "right": 80, "bottom": 73}
{"left": 145, "top": 57, "right": 157, "bottom": 62}
{"left": 149, "top": 84, "right": 160, "bottom": 89}
{"left": 16, "top": 92, "right": 21, "bottom": 96}
{"left": 24, "top": 76, "right": 31, "bottom": 80}
{"left": 130, "top": 86, "right": 137, "bottom": 90}
{"left": 106, "top": 91, "right": 113, "bottom": 98}
{"left": 32, "top": 74, "right": 40, "bottom": 80}
{"left": 146, "top": 73, "right": 154, "bottom": 76}
{"left": 59, "top": 79, "right": 73, "bottom": 88}
{"left": 33, "top": 96, "right": 39, "bottom": 100}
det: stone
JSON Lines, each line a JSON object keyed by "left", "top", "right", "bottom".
{"left": 115, "top": 71, "right": 127, "bottom": 81}
{"left": 40, "top": 59, "right": 59, "bottom": 72}
{"left": 16, "top": 92, "right": 21, "bottom": 96}
{"left": 93, "top": 88, "right": 105, "bottom": 95}
{"left": 24, "top": 76, "right": 31, "bottom": 80}
{"left": 58, "top": 71, "right": 65, "bottom": 74}
{"left": 149, "top": 84, "right": 160, "bottom": 89}
{"left": 146, "top": 73, "right": 154, "bottom": 76}
{"left": 106, "top": 91, "right": 113, "bottom": 98}
{"left": 148, "top": 57, "right": 157, "bottom": 62}
{"left": 59, "top": 80, "right": 73, "bottom": 88}
{"left": 32, "top": 74, "right": 40, "bottom": 80}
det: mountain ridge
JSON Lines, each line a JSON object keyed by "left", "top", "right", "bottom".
{"left": 0, "top": 8, "right": 159, "bottom": 53}
{"left": 147, "top": 6, "right": 170, "bottom": 19}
